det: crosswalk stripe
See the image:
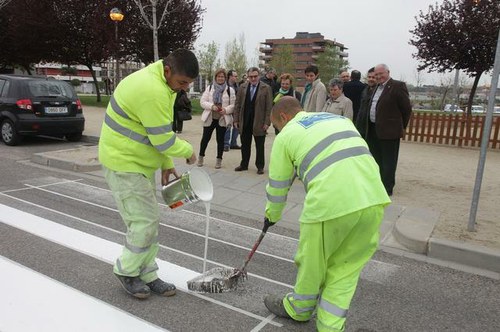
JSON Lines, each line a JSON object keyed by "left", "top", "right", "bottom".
{"left": 0, "top": 256, "right": 168, "bottom": 332}
{"left": 0, "top": 203, "right": 283, "bottom": 328}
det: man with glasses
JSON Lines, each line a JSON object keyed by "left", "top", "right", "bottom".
{"left": 233, "top": 67, "right": 273, "bottom": 174}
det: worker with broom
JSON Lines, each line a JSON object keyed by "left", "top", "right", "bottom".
{"left": 263, "top": 96, "right": 391, "bottom": 331}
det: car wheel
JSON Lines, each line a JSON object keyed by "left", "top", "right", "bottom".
{"left": 66, "top": 132, "right": 83, "bottom": 142}
{"left": 1, "top": 119, "right": 22, "bottom": 146}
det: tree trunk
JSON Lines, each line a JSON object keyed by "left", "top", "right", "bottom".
{"left": 152, "top": 3, "right": 159, "bottom": 61}
{"left": 466, "top": 72, "right": 482, "bottom": 116}
{"left": 86, "top": 63, "right": 101, "bottom": 103}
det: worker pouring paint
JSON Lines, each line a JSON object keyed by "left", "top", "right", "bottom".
{"left": 99, "top": 49, "right": 199, "bottom": 299}
{"left": 262, "top": 96, "right": 391, "bottom": 331}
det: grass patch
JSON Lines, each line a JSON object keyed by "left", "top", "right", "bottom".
{"left": 191, "top": 98, "right": 202, "bottom": 114}
{"left": 79, "top": 94, "right": 110, "bottom": 108}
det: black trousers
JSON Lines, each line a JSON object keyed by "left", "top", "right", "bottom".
{"left": 172, "top": 111, "right": 183, "bottom": 133}
{"left": 366, "top": 121, "right": 400, "bottom": 195}
{"left": 199, "top": 119, "right": 227, "bottom": 159}
{"left": 240, "top": 125, "right": 265, "bottom": 170}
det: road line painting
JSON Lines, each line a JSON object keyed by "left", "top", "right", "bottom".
{"left": 0, "top": 203, "right": 283, "bottom": 328}
{"left": 0, "top": 256, "right": 168, "bottom": 332}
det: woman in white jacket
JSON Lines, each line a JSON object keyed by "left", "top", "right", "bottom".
{"left": 198, "top": 68, "right": 236, "bottom": 169}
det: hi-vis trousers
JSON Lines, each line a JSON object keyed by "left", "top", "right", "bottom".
{"left": 104, "top": 167, "right": 160, "bottom": 283}
{"left": 283, "top": 205, "right": 384, "bottom": 332}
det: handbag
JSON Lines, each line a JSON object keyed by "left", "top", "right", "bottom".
{"left": 177, "top": 109, "right": 192, "bottom": 121}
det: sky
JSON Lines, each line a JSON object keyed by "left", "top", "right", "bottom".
{"left": 194, "top": 0, "right": 491, "bottom": 87}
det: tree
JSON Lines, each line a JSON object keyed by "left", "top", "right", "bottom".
{"left": 224, "top": 34, "right": 247, "bottom": 76}
{"left": 197, "top": 41, "right": 220, "bottom": 83}
{"left": 132, "top": 0, "right": 204, "bottom": 62}
{"left": 269, "top": 44, "right": 294, "bottom": 75}
{"left": 410, "top": 0, "right": 500, "bottom": 116}
{"left": 315, "top": 45, "right": 349, "bottom": 83}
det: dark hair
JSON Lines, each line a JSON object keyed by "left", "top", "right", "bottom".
{"left": 351, "top": 70, "right": 361, "bottom": 80}
{"left": 247, "top": 67, "right": 260, "bottom": 74}
{"left": 304, "top": 65, "right": 319, "bottom": 75}
{"left": 227, "top": 69, "right": 237, "bottom": 79}
{"left": 368, "top": 67, "right": 375, "bottom": 73}
{"left": 163, "top": 49, "right": 199, "bottom": 78}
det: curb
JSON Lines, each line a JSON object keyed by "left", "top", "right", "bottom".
{"left": 81, "top": 135, "right": 100, "bottom": 144}
{"left": 31, "top": 146, "right": 101, "bottom": 173}
{"left": 392, "top": 207, "right": 439, "bottom": 254}
{"left": 428, "top": 238, "right": 500, "bottom": 273}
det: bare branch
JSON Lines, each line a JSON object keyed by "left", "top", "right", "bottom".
{"left": 0, "top": 0, "right": 12, "bottom": 10}
{"left": 132, "top": 0, "right": 153, "bottom": 29}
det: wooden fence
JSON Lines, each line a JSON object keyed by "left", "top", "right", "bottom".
{"left": 404, "top": 113, "right": 500, "bottom": 149}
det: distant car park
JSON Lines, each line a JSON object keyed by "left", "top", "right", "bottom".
{"left": 471, "top": 105, "right": 485, "bottom": 113}
{"left": 443, "top": 104, "right": 463, "bottom": 113}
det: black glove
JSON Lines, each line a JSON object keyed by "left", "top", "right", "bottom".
{"left": 264, "top": 217, "right": 275, "bottom": 229}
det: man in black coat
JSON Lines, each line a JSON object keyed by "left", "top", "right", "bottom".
{"left": 343, "top": 70, "right": 366, "bottom": 122}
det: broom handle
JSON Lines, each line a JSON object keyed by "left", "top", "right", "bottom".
{"left": 240, "top": 223, "right": 270, "bottom": 272}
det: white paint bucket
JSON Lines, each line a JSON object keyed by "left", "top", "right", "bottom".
{"left": 161, "top": 168, "right": 213, "bottom": 209}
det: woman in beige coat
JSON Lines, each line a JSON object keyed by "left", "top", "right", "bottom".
{"left": 198, "top": 68, "right": 236, "bottom": 169}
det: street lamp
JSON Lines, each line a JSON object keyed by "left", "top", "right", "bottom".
{"left": 109, "top": 8, "right": 124, "bottom": 90}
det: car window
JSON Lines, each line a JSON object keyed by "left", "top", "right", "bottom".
{"left": 0, "top": 79, "right": 5, "bottom": 96}
{"left": 27, "top": 81, "right": 75, "bottom": 98}
{"left": 0, "top": 80, "right": 9, "bottom": 97}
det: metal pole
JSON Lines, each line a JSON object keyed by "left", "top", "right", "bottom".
{"left": 468, "top": 29, "right": 500, "bottom": 232}
{"left": 114, "top": 21, "right": 121, "bottom": 87}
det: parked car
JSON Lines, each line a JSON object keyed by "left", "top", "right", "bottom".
{"left": 471, "top": 105, "right": 485, "bottom": 113}
{"left": 443, "top": 104, "right": 463, "bottom": 113}
{"left": 493, "top": 106, "right": 500, "bottom": 114}
{"left": 0, "top": 75, "right": 84, "bottom": 146}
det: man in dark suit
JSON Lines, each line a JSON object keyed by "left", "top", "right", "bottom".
{"left": 366, "top": 64, "right": 412, "bottom": 196}
{"left": 343, "top": 70, "right": 366, "bottom": 122}
{"left": 233, "top": 67, "right": 273, "bottom": 174}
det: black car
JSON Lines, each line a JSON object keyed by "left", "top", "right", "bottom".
{"left": 0, "top": 75, "right": 85, "bottom": 146}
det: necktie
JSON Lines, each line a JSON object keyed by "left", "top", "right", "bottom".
{"left": 250, "top": 85, "right": 256, "bottom": 100}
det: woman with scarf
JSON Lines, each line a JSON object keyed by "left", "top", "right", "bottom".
{"left": 198, "top": 68, "right": 236, "bottom": 169}
{"left": 272, "top": 73, "right": 301, "bottom": 134}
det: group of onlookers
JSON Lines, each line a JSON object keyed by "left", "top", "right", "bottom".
{"left": 188, "top": 63, "right": 411, "bottom": 196}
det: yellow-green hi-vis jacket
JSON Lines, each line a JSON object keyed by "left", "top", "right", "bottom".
{"left": 265, "top": 111, "right": 391, "bottom": 223}
{"left": 98, "top": 60, "right": 193, "bottom": 179}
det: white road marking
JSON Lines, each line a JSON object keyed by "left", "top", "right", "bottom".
{"left": 0, "top": 178, "right": 83, "bottom": 193}
{"left": 0, "top": 203, "right": 283, "bottom": 328}
{"left": 0, "top": 192, "right": 295, "bottom": 289}
{"left": 21, "top": 183, "right": 296, "bottom": 263}
{"left": 0, "top": 256, "right": 168, "bottom": 332}
{"left": 250, "top": 314, "right": 277, "bottom": 332}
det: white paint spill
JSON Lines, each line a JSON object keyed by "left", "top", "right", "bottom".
{"left": 202, "top": 202, "right": 211, "bottom": 273}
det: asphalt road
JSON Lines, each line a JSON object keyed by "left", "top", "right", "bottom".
{"left": 0, "top": 137, "right": 499, "bottom": 332}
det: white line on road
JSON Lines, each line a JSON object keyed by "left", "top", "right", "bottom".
{"left": 0, "top": 256, "right": 169, "bottom": 332}
{"left": 250, "top": 314, "right": 278, "bottom": 332}
{"left": 0, "top": 202, "right": 283, "bottom": 328}
{"left": 0, "top": 178, "right": 83, "bottom": 194}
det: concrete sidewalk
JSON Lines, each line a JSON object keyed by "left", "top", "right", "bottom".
{"left": 31, "top": 105, "right": 500, "bottom": 276}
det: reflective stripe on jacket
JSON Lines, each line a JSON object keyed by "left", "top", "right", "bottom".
{"left": 265, "top": 111, "right": 390, "bottom": 223}
{"left": 98, "top": 60, "right": 193, "bottom": 178}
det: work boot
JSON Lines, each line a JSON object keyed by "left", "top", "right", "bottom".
{"left": 264, "top": 294, "right": 291, "bottom": 319}
{"left": 114, "top": 273, "right": 150, "bottom": 299}
{"left": 215, "top": 158, "right": 222, "bottom": 169}
{"left": 197, "top": 156, "right": 204, "bottom": 167}
{"left": 146, "top": 278, "right": 176, "bottom": 297}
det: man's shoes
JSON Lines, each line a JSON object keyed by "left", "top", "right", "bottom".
{"left": 264, "top": 294, "right": 291, "bottom": 319}
{"left": 146, "top": 278, "right": 176, "bottom": 297}
{"left": 223, "top": 146, "right": 229, "bottom": 152}
{"left": 215, "top": 158, "right": 222, "bottom": 169}
{"left": 230, "top": 145, "right": 241, "bottom": 150}
{"left": 257, "top": 168, "right": 264, "bottom": 175}
{"left": 114, "top": 273, "right": 151, "bottom": 299}
{"left": 234, "top": 166, "right": 248, "bottom": 172}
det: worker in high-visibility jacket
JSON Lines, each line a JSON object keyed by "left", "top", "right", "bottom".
{"left": 98, "top": 49, "right": 199, "bottom": 299}
{"left": 263, "top": 96, "right": 391, "bottom": 331}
